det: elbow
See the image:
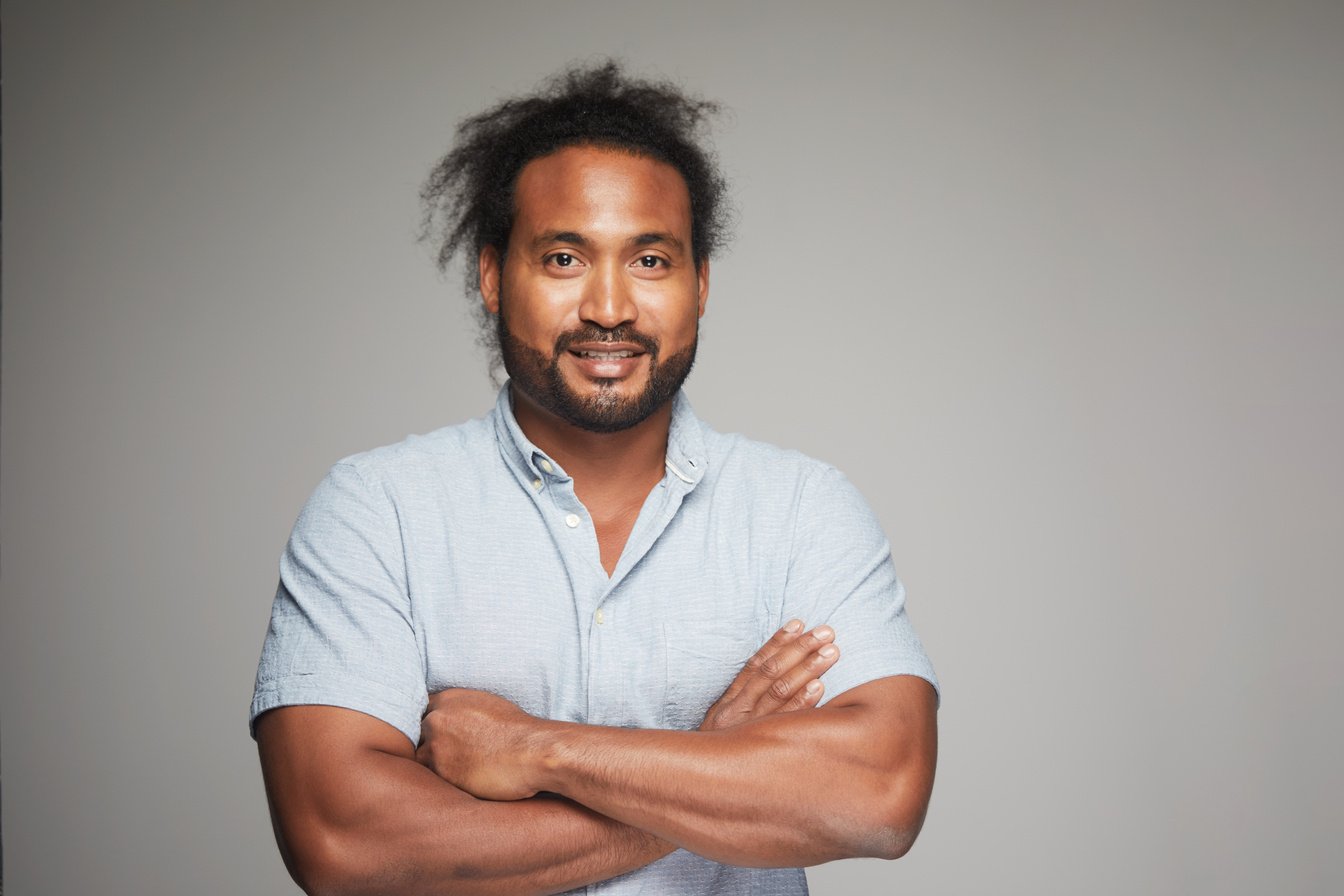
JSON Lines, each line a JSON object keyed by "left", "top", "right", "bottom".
{"left": 848, "top": 771, "right": 932, "bottom": 861}
{"left": 279, "top": 827, "right": 356, "bottom": 896}
{"left": 852, "top": 801, "right": 925, "bottom": 861}
{"left": 280, "top": 824, "right": 400, "bottom": 896}
{"left": 866, "top": 817, "right": 921, "bottom": 861}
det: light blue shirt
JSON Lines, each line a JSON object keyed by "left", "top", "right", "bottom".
{"left": 251, "top": 385, "right": 937, "bottom": 895}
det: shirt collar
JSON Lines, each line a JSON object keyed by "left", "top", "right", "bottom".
{"left": 664, "top": 390, "right": 706, "bottom": 486}
{"left": 491, "top": 382, "right": 707, "bottom": 489}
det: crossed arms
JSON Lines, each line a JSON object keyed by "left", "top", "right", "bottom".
{"left": 256, "top": 622, "right": 938, "bottom": 896}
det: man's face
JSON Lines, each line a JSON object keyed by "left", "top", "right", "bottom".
{"left": 480, "top": 145, "right": 708, "bottom": 434}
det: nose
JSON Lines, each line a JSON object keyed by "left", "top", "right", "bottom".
{"left": 578, "top": 261, "right": 637, "bottom": 330}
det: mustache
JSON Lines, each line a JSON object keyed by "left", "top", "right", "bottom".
{"left": 554, "top": 325, "right": 659, "bottom": 357}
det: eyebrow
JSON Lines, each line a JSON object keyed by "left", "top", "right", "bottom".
{"left": 532, "top": 230, "right": 590, "bottom": 251}
{"left": 631, "top": 232, "right": 685, "bottom": 253}
{"left": 530, "top": 230, "right": 686, "bottom": 254}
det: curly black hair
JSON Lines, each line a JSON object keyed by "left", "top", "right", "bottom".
{"left": 420, "top": 60, "right": 731, "bottom": 360}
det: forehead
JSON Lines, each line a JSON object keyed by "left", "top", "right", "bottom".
{"left": 510, "top": 145, "right": 692, "bottom": 244}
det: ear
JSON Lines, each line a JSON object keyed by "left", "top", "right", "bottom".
{"left": 696, "top": 259, "right": 710, "bottom": 318}
{"left": 480, "top": 246, "right": 502, "bottom": 314}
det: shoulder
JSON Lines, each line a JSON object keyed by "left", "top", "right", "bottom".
{"left": 289, "top": 413, "right": 501, "bottom": 535}
{"left": 326, "top": 412, "right": 496, "bottom": 493}
{"left": 665, "top": 398, "right": 861, "bottom": 555}
{"left": 685, "top": 422, "right": 879, "bottom": 543}
{"left": 698, "top": 421, "right": 854, "bottom": 503}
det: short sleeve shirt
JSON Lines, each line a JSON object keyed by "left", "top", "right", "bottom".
{"left": 251, "top": 386, "right": 938, "bottom": 895}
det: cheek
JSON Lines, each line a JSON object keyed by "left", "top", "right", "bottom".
{"left": 666, "top": 316, "right": 699, "bottom": 347}
{"left": 650, "top": 296, "right": 703, "bottom": 344}
{"left": 501, "top": 282, "right": 580, "bottom": 341}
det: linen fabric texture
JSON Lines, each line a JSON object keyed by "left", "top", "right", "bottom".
{"left": 250, "top": 385, "right": 938, "bottom": 895}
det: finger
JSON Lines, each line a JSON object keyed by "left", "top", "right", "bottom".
{"left": 763, "top": 642, "right": 839, "bottom": 710}
{"left": 779, "top": 678, "right": 825, "bottom": 712}
{"left": 736, "top": 625, "right": 836, "bottom": 706}
{"left": 716, "top": 619, "right": 806, "bottom": 705}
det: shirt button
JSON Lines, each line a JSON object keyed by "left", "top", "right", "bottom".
{"left": 565, "top": 513, "right": 580, "bottom": 528}
{"left": 595, "top": 609, "right": 605, "bottom": 625}
{"left": 532, "top": 478, "right": 542, "bottom": 490}
{"left": 539, "top": 459, "right": 553, "bottom": 474}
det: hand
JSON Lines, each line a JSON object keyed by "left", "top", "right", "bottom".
{"left": 416, "top": 689, "right": 546, "bottom": 801}
{"left": 699, "top": 620, "right": 839, "bottom": 732}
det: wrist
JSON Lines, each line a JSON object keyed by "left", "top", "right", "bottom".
{"left": 524, "top": 717, "right": 569, "bottom": 795}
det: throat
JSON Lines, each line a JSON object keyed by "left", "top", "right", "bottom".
{"left": 586, "top": 488, "right": 658, "bottom": 577}
{"left": 594, "top": 514, "right": 639, "bottom": 577}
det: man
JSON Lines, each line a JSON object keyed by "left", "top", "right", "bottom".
{"left": 251, "top": 62, "right": 938, "bottom": 895}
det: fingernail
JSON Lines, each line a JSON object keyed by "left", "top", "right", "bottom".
{"left": 819, "top": 644, "right": 838, "bottom": 659}
{"left": 806, "top": 680, "right": 823, "bottom": 694}
{"left": 784, "top": 619, "right": 803, "bottom": 633}
{"left": 812, "top": 625, "right": 834, "bottom": 641}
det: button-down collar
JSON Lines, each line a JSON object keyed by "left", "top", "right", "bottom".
{"left": 491, "top": 383, "right": 707, "bottom": 494}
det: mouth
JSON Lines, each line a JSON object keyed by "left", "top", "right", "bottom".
{"left": 573, "top": 349, "right": 640, "bottom": 360}
{"left": 564, "top": 342, "right": 650, "bottom": 379}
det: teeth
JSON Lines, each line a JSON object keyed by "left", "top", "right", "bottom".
{"left": 579, "top": 350, "right": 635, "bottom": 359}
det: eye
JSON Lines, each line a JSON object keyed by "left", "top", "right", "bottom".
{"left": 636, "top": 255, "right": 666, "bottom": 269}
{"left": 547, "top": 253, "right": 576, "bottom": 267}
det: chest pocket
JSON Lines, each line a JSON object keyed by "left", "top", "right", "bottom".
{"left": 660, "top": 623, "right": 757, "bottom": 730}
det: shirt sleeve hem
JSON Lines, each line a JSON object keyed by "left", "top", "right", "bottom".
{"left": 821, "top": 659, "right": 941, "bottom": 709}
{"left": 249, "top": 674, "right": 426, "bottom": 746}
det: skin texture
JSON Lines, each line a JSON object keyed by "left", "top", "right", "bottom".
{"left": 256, "top": 622, "right": 839, "bottom": 895}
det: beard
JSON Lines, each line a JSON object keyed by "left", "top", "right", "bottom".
{"left": 496, "top": 310, "right": 697, "bottom": 434}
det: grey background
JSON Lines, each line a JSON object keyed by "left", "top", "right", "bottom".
{"left": 3, "top": 1, "right": 1341, "bottom": 893}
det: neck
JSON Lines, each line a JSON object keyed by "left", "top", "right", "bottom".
{"left": 509, "top": 385, "right": 673, "bottom": 509}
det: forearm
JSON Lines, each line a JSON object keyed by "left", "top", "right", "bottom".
{"left": 528, "top": 677, "right": 936, "bottom": 867}
{"left": 532, "top": 715, "right": 891, "bottom": 866}
{"left": 306, "top": 757, "right": 668, "bottom": 895}
{"left": 258, "top": 708, "right": 671, "bottom": 896}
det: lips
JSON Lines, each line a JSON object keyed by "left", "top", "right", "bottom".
{"left": 567, "top": 342, "right": 647, "bottom": 361}
{"left": 563, "top": 341, "right": 649, "bottom": 380}
{"left": 574, "top": 349, "right": 638, "bottom": 360}
{"left": 556, "top": 326, "right": 658, "bottom": 357}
